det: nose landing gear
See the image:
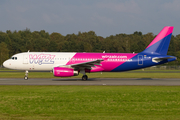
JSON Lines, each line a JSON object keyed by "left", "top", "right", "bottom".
{"left": 24, "top": 70, "right": 28, "bottom": 80}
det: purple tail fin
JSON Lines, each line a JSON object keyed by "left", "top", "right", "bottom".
{"left": 142, "top": 26, "right": 174, "bottom": 55}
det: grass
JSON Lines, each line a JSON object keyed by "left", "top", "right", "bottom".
{"left": 0, "top": 67, "right": 180, "bottom": 78}
{"left": 0, "top": 71, "right": 180, "bottom": 78}
{"left": 0, "top": 69, "right": 180, "bottom": 119}
{"left": 0, "top": 86, "right": 180, "bottom": 119}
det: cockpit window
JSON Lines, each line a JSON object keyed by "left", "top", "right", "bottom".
{"left": 11, "top": 57, "right": 17, "bottom": 60}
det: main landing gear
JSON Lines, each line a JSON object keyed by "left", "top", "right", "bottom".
{"left": 80, "top": 70, "right": 88, "bottom": 81}
{"left": 24, "top": 70, "right": 28, "bottom": 80}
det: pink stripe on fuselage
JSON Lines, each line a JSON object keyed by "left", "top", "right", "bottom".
{"left": 146, "top": 26, "right": 173, "bottom": 49}
{"left": 66, "top": 53, "right": 137, "bottom": 72}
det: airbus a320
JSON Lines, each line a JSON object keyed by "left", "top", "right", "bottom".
{"left": 3, "top": 26, "right": 177, "bottom": 80}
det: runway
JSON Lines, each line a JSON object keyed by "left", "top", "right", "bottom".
{"left": 0, "top": 78, "right": 180, "bottom": 86}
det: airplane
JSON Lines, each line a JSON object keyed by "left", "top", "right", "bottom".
{"left": 3, "top": 26, "right": 177, "bottom": 80}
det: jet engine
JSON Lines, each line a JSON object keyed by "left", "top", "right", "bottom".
{"left": 53, "top": 67, "right": 78, "bottom": 77}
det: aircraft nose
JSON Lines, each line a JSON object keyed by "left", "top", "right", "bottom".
{"left": 3, "top": 60, "right": 8, "bottom": 68}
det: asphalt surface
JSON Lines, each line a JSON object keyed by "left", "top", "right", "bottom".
{"left": 0, "top": 78, "right": 180, "bottom": 86}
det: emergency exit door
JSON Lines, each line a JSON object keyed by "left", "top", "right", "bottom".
{"left": 138, "top": 55, "right": 143, "bottom": 65}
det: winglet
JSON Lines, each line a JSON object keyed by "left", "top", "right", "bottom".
{"left": 142, "top": 26, "right": 174, "bottom": 55}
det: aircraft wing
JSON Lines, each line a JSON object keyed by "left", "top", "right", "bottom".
{"left": 70, "top": 59, "right": 104, "bottom": 70}
{"left": 53, "top": 59, "right": 104, "bottom": 70}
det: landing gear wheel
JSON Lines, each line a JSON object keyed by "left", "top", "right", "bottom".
{"left": 24, "top": 76, "right": 28, "bottom": 80}
{"left": 82, "top": 75, "right": 88, "bottom": 81}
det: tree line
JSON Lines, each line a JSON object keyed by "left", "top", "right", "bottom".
{"left": 0, "top": 28, "right": 180, "bottom": 65}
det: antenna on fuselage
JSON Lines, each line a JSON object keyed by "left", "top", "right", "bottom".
{"left": 28, "top": 50, "right": 30, "bottom": 53}
{"left": 103, "top": 51, "right": 105, "bottom": 53}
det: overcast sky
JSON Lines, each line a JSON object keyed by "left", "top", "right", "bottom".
{"left": 0, "top": 0, "right": 180, "bottom": 37}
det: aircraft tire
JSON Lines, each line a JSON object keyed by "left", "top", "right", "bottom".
{"left": 82, "top": 75, "right": 88, "bottom": 81}
{"left": 24, "top": 76, "right": 28, "bottom": 80}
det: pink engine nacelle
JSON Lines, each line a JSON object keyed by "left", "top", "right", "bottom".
{"left": 53, "top": 67, "right": 78, "bottom": 77}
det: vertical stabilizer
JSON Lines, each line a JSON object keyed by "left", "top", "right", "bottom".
{"left": 142, "top": 26, "right": 174, "bottom": 55}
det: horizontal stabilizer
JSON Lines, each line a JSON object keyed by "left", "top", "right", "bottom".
{"left": 153, "top": 57, "right": 174, "bottom": 60}
{"left": 152, "top": 56, "right": 175, "bottom": 63}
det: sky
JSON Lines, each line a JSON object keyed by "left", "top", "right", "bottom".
{"left": 0, "top": 0, "right": 180, "bottom": 37}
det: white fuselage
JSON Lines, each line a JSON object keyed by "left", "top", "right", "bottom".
{"left": 3, "top": 52, "right": 76, "bottom": 71}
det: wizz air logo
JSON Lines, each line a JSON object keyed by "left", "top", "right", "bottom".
{"left": 29, "top": 54, "right": 55, "bottom": 65}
